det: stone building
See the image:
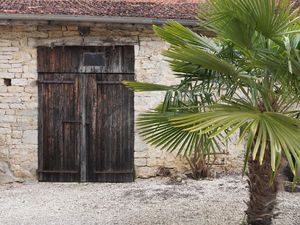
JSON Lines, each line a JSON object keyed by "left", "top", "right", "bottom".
{"left": 0, "top": 0, "right": 241, "bottom": 183}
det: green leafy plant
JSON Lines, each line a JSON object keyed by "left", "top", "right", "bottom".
{"left": 124, "top": 0, "right": 300, "bottom": 224}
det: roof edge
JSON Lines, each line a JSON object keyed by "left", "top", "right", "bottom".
{"left": 0, "top": 13, "right": 199, "bottom": 26}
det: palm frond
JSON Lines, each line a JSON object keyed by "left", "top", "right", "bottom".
{"left": 163, "top": 45, "right": 238, "bottom": 77}
{"left": 199, "top": 0, "right": 300, "bottom": 40}
{"left": 154, "top": 21, "right": 220, "bottom": 53}
{"left": 137, "top": 111, "right": 222, "bottom": 157}
{"left": 171, "top": 103, "right": 300, "bottom": 175}
{"left": 122, "top": 81, "right": 173, "bottom": 92}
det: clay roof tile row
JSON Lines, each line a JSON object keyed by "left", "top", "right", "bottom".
{"left": 1, "top": 1, "right": 299, "bottom": 22}
{"left": 0, "top": 0, "right": 201, "bottom": 20}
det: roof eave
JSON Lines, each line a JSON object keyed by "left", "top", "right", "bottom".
{"left": 0, "top": 13, "right": 199, "bottom": 26}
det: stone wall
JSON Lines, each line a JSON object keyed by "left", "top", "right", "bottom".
{"left": 0, "top": 22, "right": 243, "bottom": 183}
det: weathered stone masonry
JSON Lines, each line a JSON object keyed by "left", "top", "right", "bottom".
{"left": 0, "top": 22, "right": 244, "bottom": 182}
{"left": 0, "top": 22, "right": 190, "bottom": 181}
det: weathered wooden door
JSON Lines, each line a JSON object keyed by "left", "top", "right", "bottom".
{"left": 37, "top": 46, "right": 134, "bottom": 182}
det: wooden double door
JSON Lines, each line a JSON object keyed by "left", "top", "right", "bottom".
{"left": 37, "top": 46, "right": 134, "bottom": 182}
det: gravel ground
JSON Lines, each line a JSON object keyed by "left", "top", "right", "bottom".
{"left": 0, "top": 175, "right": 299, "bottom": 225}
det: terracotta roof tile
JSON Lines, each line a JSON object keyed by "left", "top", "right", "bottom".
{"left": 0, "top": 0, "right": 201, "bottom": 20}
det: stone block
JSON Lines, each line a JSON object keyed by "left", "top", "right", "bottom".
{"left": 11, "top": 63, "right": 22, "bottom": 68}
{"left": 19, "top": 37, "right": 28, "bottom": 47}
{"left": 24, "top": 86, "right": 37, "bottom": 93}
{"left": 0, "top": 47, "right": 19, "bottom": 52}
{"left": 8, "top": 68, "right": 23, "bottom": 73}
{"left": 27, "top": 32, "right": 48, "bottom": 38}
{"left": 22, "top": 72, "right": 37, "bottom": 79}
{"left": 0, "top": 55, "right": 12, "bottom": 60}
{"left": 9, "top": 103, "right": 27, "bottom": 109}
{"left": 38, "top": 25, "right": 62, "bottom": 31}
{"left": 148, "top": 149, "right": 163, "bottom": 158}
{"left": 0, "top": 103, "right": 9, "bottom": 109}
{"left": 147, "top": 157, "right": 160, "bottom": 167}
{"left": 146, "top": 157, "right": 161, "bottom": 167}
{"left": 0, "top": 86, "right": 7, "bottom": 93}
{"left": 13, "top": 72, "right": 22, "bottom": 78}
{"left": 63, "top": 31, "right": 79, "bottom": 37}
{"left": 13, "top": 51, "right": 32, "bottom": 63}
{"left": 0, "top": 161, "right": 17, "bottom": 184}
{"left": 134, "top": 151, "right": 148, "bottom": 158}
{"left": 0, "top": 124, "right": 9, "bottom": 130}
{"left": 11, "top": 41, "right": 20, "bottom": 47}
{"left": 24, "top": 102, "right": 38, "bottom": 109}
{"left": 23, "top": 64, "right": 37, "bottom": 73}
{"left": 49, "top": 31, "right": 63, "bottom": 38}
{"left": 0, "top": 72, "right": 14, "bottom": 79}
{"left": 0, "top": 135, "right": 5, "bottom": 146}
{"left": 134, "top": 144, "right": 148, "bottom": 152}
{"left": 1, "top": 97, "right": 22, "bottom": 103}
{"left": 7, "top": 86, "right": 24, "bottom": 93}
{"left": 0, "top": 63, "right": 11, "bottom": 69}
{"left": 27, "top": 38, "right": 36, "bottom": 47}
{"left": 17, "top": 116, "right": 37, "bottom": 125}
{"left": 11, "top": 164, "right": 33, "bottom": 179}
{"left": 22, "top": 130, "right": 38, "bottom": 145}
{"left": 13, "top": 25, "right": 37, "bottom": 32}
{"left": 0, "top": 40, "right": 11, "bottom": 47}
{"left": 13, "top": 168, "right": 32, "bottom": 179}
{"left": 10, "top": 139, "right": 22, "bottom": 145}
{"left": 136, "top": 166, "right": 156, "bottom": 178}
{"left": 1, "top": 115, "right": 16, "bottom": 123}
{"left": 67, "top": 25, "right": 78, "bottom": 31}
{"left": 11, "top": 79, "right": 28, "bottom": 86}
{"left": 5, "top": 109, "right": 16, "bottom": 115}
{"left": 0, "top": 128, "right": 11, "bottom": 134}
{"left": 16, "top": 109, "right": 37, "bottom": 116}
{"left": 135, "top": 158, "right": 147, "bottom": 167}
{"left": 0, "top": 60, "right": 8, "bottom": 64}
{"left": 11, "top": 131, "right": 22, "bottom": 139}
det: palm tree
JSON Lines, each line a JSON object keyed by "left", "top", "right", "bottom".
{"left": 124, "top": 0, "right": 300, "bottom": 224}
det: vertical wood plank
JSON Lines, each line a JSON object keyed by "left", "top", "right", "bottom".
{"left": 80, "top": 75, "right": 87, "bottom": 182}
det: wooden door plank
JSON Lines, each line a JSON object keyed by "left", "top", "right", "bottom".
{"left": 80, "top": 75, "right": 87, "bottom": 182}
{"left": 86, "top": 72, "right": 134, "bottom": 182}
{"left": 38, "top": 73, "right": 81, "bottom": 182}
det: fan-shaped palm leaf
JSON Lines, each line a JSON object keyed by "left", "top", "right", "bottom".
{"left": 170, "top": 103, "right": 300, "bottom": 176}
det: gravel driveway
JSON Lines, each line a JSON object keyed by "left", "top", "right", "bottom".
{"left": 0, "top": 175, "right": 299, "bottom": 225}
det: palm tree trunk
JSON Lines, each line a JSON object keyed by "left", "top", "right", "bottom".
{"left": 246, "top": 151, "right": 280, "bottom": 225}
